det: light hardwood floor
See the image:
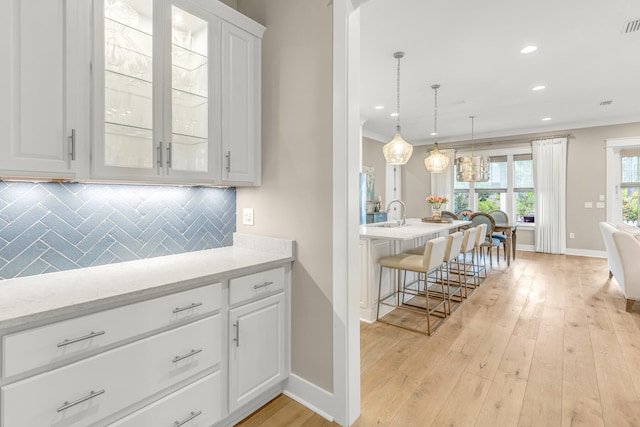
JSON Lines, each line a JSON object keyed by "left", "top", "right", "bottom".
{"left": 237, "top": 251, "right": 640, "bottom": 426}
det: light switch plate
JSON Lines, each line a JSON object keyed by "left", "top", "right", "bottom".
{"left": 596, "top": 202, "right": 605, "bottom": 208}
{"left": 599, "top": 195, "right": 605, "bottom": 201}
{"left": 243, "top": 208, "right": 254, "bottom": 225}
{"left": 584, "top": 202, "right": 593, "bottom": 208}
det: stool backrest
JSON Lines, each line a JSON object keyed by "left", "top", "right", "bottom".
{"left": 423, "top": 236, "right": 447, "bottom": 271}
{"left": 444, "top": 231, "right": 463, "bottom": 262}
{"left": 474, "top": 224, "right": 488, "bottom": 246}
{"left": 461, "top": 227, "right": 476, "bottom": 252}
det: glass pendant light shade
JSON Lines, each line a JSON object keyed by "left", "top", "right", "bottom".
{"left": 424, "top": 84, "right": 449, "bottom": 173}
{"left": 455, "top": 155, "right": 490, "bottom": 181}
{"left": 384, "top": 131, "right": 413, "bottom": 165}
{"left": 383, "top": 52, "right": 413, "bottom": 165}
{"left": 455, "top": 116, "right": 490, "bottom": 182}
{"left": 424, "top": 143, "right": 449, "bottom": 172}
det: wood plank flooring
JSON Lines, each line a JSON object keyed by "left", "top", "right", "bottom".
{"left": 236, "top": 251, "right": 640, "bottom": 426}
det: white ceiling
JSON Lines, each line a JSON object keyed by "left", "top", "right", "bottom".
{"left": 360, "top": 0, "right": 640, "bottom": 146}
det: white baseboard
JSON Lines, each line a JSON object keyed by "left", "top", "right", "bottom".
{"left": 284, "top": 373, "right": 335, "bottom": 422}
{"left": 565, "top": 248, "right": 607, "bottom": 258}
{"left": 516, "top": 244, "right": 535, "bottom": 252}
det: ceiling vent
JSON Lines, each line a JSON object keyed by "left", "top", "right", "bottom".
{"left": 623, "top": 18, "right": 640, "bottom": 34}
{"left": 600, "top": 100, "right": 613, "bottom": 106}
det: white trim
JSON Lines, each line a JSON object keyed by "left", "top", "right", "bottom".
{"left": 565, "top": 248, "right": 607, "bottom": 258}
{"left": 362, "top": 128, "right": 388, "bottom": 144}
{"left": 516, "top": 244, "right": 535, "bottom": 252}
{"left": 285, "top": 374, "right": 335, "bottom": 422}
{"left": 332, "top": 2, "right": 360, "bottom": 426}
{"left": 605, "top": 136, "right": 640, "bottom": 148}
{"left": 605, "top": 136, "right": 640, "bottom": 224}
{"left": 456, "top": 145, "right": 531, "bottom": 157}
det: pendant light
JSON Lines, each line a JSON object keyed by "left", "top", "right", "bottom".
{"left": 455, "top": 116, "right": 490, "bottom": 182}
{"left": 424, "top": 84, "right": 449, "bottom": 173}
{"left": 383, "top": 52, "right": 413, "bottom": 165}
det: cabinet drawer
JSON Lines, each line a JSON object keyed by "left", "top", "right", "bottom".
{"left": 1, "top": 315, "right": 220, "bottom": 427}
{"left": 110, "top": 371, "right": 221, "bottom": 427}
{"left": 2, "top": 283, "right": 221, "bottom": 378}
{"left": 229, "top": 267, "right": 285, "bottom": 306}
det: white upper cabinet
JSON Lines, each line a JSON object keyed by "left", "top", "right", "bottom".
{"left": 92, "top": 0, "right": 263, "bottom": 185}
{"left": 221, "top": 22, "right": 261, "bottom": 186}
{"left": 0, "top": 0, "right": 89, "bottom": 178}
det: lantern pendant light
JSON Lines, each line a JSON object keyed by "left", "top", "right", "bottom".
{"left": 383, "top": 52, "right": 413, "bottom": 165}
{"left": 455, "top": 116, "right": 491, "bottom": 182}
{"left": 424, "top": 84, "right": 449, "bottom": 173}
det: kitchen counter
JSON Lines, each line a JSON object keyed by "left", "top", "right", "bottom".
{"left": 360, "top": 217, "right": 471, "bottom": 240}
{"left": 0, "top": 233, "right": 295, "bottom": 330}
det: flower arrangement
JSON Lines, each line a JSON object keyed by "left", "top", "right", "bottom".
{"left": 426, "top": 195, "right": 448, "bottom": 209}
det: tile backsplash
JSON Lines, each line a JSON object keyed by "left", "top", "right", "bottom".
{"left": 0, "top": 182, "right": 236, "bottom": 279}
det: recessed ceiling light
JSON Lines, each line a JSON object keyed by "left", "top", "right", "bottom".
{"left": 520, "top": 45, "right": 538, "bottom": 54}
{"left": 390, "top": 112, "right": 399, "bottom": 117}
{"left": 542, "top": 117, "right": 552, "bottom": 121}
{"left": 430, "top": 132, "right": 438, "bottom": 136}
{"left": 174, "top": 13, "right": 184, "bottom": 23}
{"left": 375, "top": 105, "right": 384, "bottom": 110}
{"left": 532, "top": 85, "right": 546, "bottom": 91}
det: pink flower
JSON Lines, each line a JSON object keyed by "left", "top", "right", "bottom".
{"left": 426, "top": 195, "right": 448, "bottom": 206}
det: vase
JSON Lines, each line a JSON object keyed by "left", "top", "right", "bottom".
{"left": 432, "top": 207, "right": 441, "bottom": 219}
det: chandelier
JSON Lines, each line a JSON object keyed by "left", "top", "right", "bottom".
{"left": 455, "top": 116, "right": 490, "bottom": 182}
{"left": 383, "top": 52, "right": 413, "bottom": 165}
{"left": 424, "top": 84, "right": 449, "bottom": 173}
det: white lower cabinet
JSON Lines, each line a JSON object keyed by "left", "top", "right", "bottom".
{"left": 110, "top": 371, "right": 221, "bottom": 427}
{"left": 1, "top": 315, "right": 219, "bottom": 427}
{"left": 229, "top": 292, "right": 286, "bottom": 413}
{"left": 0, "top": 263, "right": 291, "bottom": 427}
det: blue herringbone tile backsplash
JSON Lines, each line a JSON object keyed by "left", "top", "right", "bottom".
{"left": 0, "top": 182, "right": 236, "bottom": 279}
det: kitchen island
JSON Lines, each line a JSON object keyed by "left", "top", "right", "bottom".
{"left": 359, "top": 218, "right": 470, "bottom": 322}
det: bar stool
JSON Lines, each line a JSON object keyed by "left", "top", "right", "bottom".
{"left": 457, "top": 227, "right": 478, "bottom": 297}
{"left": 474, "top": 223, "right": 488, "bottom": 282}
{"left": 376, "top": 237, "right": 447, "bottom": 335}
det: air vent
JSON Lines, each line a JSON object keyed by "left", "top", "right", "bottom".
{"left": 600, "top": 100, "right": 613, "bottom": 106}
{"left": 623, "top": 18, "right": 640, "bottom": 34}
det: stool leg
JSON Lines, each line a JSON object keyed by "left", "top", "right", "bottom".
{"left": 376, "top": 265, "right": 384, "bottom": 321}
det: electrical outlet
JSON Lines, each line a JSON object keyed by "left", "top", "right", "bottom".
{"left": 569, "top": 233, "right": 575, "bottom": 239}
{"left": 243, "top": 208, "right": 254, "bottom": 225}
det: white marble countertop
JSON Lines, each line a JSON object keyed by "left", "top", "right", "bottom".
{"left": 0, "top": 233, "right": 295, "bottom": 330}
{"left": 359, "top": 218, "right": 471, "bottom": 240}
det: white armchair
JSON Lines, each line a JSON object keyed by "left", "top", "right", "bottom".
{"left": 599, "top": 222, "right": 640, "bottom": 311}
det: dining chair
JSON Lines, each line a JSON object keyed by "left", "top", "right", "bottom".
{"left": 440, "top": 211, "right": 457, "bottom": 220}
{"left": 376, "top": 237, "right": 447, "bottom": 335}
{"left": 470, "top": 212, "right": 501, "bottom": 266}
{"left": 488, "top": 210, "right": 509, "bottom": 260}
{"left": 456, "top": 209, "right": 473, "bottom": 221}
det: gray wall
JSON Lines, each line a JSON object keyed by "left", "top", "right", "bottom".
{"left": 361, "top": 136, "right": 387, "bottom": 206}
{"left": 235, "top": 0, "right": 334, "bottom": 392}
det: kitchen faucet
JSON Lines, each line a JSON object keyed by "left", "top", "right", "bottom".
{"left": 386, "top": 200, "right": 406, "bottom": 226}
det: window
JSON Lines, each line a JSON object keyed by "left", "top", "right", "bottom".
{"left": 454, "top": 150, "right": 534, "bottom": 224}
{"left": 621, "top": 149, "right": 640, "bottom": 225}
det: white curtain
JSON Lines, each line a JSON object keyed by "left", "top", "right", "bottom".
{"left": 430, "top": 149, "right": 455, "bottom": 214}
{"left": 533, "top": 137, "right": 567, "bottom": 253}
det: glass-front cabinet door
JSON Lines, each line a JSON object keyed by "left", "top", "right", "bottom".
{"left": 93, "top": 0, "right": 219, "bottom": 182}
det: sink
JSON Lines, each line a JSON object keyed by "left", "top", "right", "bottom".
{"left": 372, "top": 222, "right": 409, "bottom": 228}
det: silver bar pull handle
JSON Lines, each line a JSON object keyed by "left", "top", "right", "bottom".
{"left": 57, "top": 389, "right": 105, "bottom": 412}
{"left": 157, "top": 142, "right": 163, "bottom": 174}
{"left": 233, "top": 321, "right": 239, "bottom": 347}
{"left": 69, "top": 128, "right": 76, "bottom": 161}
{"left": 254, "top": 281, "right": 273, "bottom": 290}
{"left": 167, "top": 142, "right": 173, "bottom": 168}
{"left": 225, "top": 151, "right": 231, "bottom": 173}
{"left": 57, "top": 330, "right": 105, "bottom": 348}
{"left": 172, "top": 348, "right": 202, "bottom": 363}
{"left": 172, "top": 302, "right": 203, "bottom": 314}
{"left": 174, "top": 411, "right": 202, "bottom": 427}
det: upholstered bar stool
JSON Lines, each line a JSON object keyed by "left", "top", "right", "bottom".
{"left": 376, "top": 237, "right": 447, "bottom": 335}
{"left": 474, "top": 223, "right": 488, "bottom": 282}
{"left": 457, "top": 227, "right": 478, "bottom": 297}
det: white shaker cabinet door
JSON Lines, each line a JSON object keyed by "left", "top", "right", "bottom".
{"left": 0, "top": 0, "right": 88, "bottom": 178}
{"left": 221, "top": 21, "right": 261, "bottom": 186}
{"left": 228, "top": 292, "right": 285, "bottom": 412}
